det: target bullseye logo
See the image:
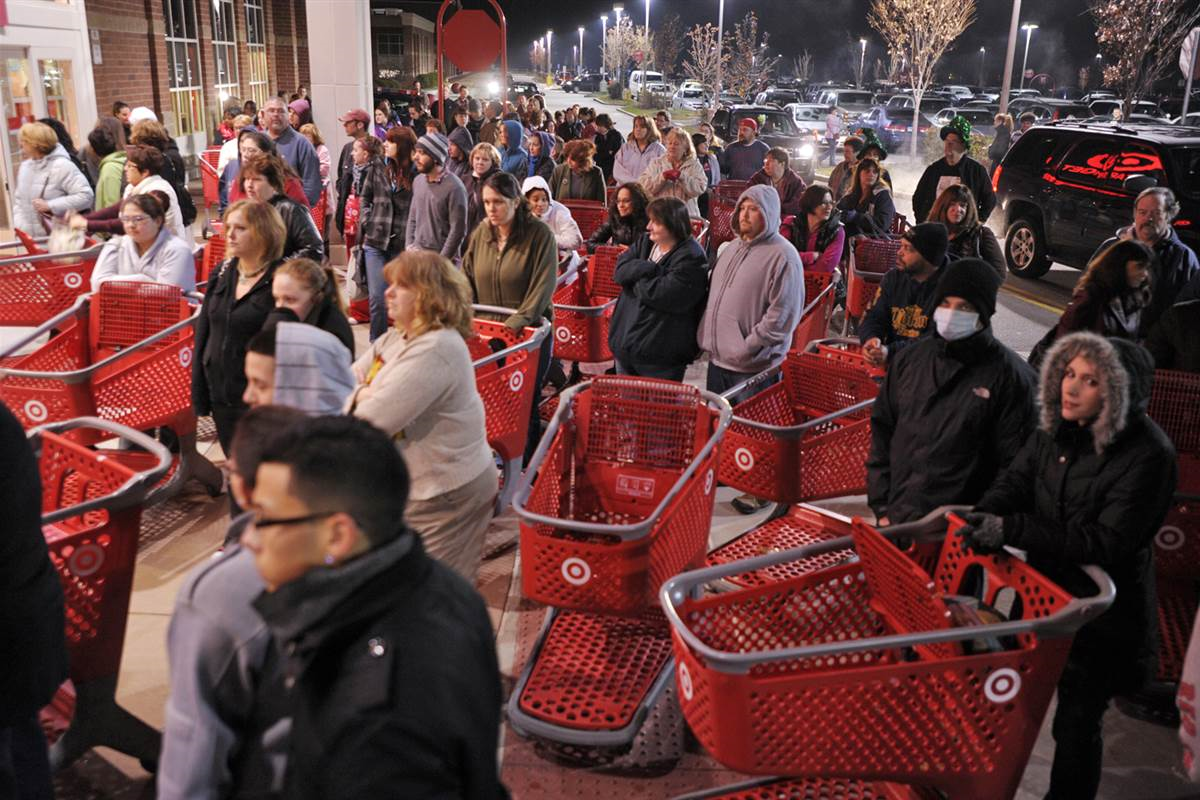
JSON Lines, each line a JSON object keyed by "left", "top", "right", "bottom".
{"left": 68, "top": 543, "right": 105, "bottom": 577}
{"left": 63, "top": 272, "right": 82, "bottom": 289}
{"left": 554, "top": 326, "right": 571, "bottom": 343}
{"left": 1157, "top": 525, "right": 1185, "bottom": 551}
{"left": 704, "top": 468, "right": 714, "bottom": 496}
{"left": 508, "top": 371, "right": 524, "bottom": 393}
{"left": 178, "top": 346, "right": 193, "bottom": 368}
{"left": 560, "top": 557, "right": 592, "bottom": 586}
{"left": 24, "top": 399, "right": 48, "bottom": 423}
{"left": 678, "top": 662, "right": 694, "bottom": 701}
{"left": 984, "top": 668, "right": 1021, "bottom": 704}
{"left": 734, "top": 447, "right": 755, "bottom": 472}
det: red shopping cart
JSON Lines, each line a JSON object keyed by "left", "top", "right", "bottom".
{"left": 467, "top": 306, "right": 550, "bottom": 512}
{"left": 563, "top": 199, "right": 608, "bottom": 241}
{"left": 842, "top": 237, "right": 899, "bottom": 335}
{"left": 199, "top": 147, "right": 222, "bottom": 237}
{"left": 674, "top": 776, "right": 943, "bottom": 800}
{"left": 584, "top": 244, "right": 628, "bottom": 300}
{"left": 717, "top": 342, "right": 880, "bottom": 506}
{"left": 706, "top": 180, "right": 749, "bottom": 254}
{"left": 310, "top": 193, "right": 328, "bottom": 238}
{"left": 661, "top": 508, "right": 1115, "bottom": 800}
{"left": 705, "top": 503, "right": 856, "bottom": 590}
{"left": 0, "top": 281, "right": 222, "bottom": 500}
{"left": 34, "top": 417, "right": 173, "bottom": 770}
{"left": 0, "top": 243, "right": 105, "bottom": 327}
{"left": 691, "top": 217, "right": 710, "bottom": 251}
{"left": 790, "top": 271, "right": 837, "bottom": 352}
{"left": 195, "top": 233, "right": 226, "bottom": 290}
{"left": 550, "top": 278, "right": 617, "bottom": 364}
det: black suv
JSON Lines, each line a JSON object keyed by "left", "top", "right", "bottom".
{"left": 994, "top": 121, "right": 1200, "bottom": 277}
{"left": 564, "top": 73, "right": 605, "bottom": 93}
{"left": 710, "top": 105, "right": 818, "bottom": 183}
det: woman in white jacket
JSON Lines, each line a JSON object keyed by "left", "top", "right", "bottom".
{"left": 90, "top": 192, "right": 195, "bottom": 292}
{"left": 612, "top": 115, "right": 666, "bottom": 185}
{"left": 521, "top": 175, "right": 583, "bottom": 257}
{"left": 639, "top": 128, "right": 708, "bottom": 218}
{"left": 12, "top": 122, "right": 94, "bottom": 234}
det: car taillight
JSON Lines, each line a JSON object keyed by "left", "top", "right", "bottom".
{"left": 992, "top": 164, "right": 1003, "bottom": 193}
{"left": 885, "top": 123, "right": 905, "bottom": 131}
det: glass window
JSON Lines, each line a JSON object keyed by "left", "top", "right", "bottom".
{"left": 39, "top": 59, "right": 78, "bottom": 145}
{"left": 211, "top": 0, "right": 239, "bottom": 101}
{"left": 245, "top": 0, "right": 269, "bottom": 108}
{"left": 4, "top": 55, "right": 35, "bottom": 175}
{"left": 1171, "top": 147, "right": 1200, "bottom": 200}
{"left": 1055, "top": 139, "right": 1168, "bottom": 192}
{"left": 162, "top": 0, "right": 204, "bottom": 135}
{"left": 378, "top": 33, "right": 404, "bottom": 59}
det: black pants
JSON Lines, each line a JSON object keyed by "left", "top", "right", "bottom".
{"left": 615, "top": 359, "right": 687, "bottom": 382}
{"left": 211, "top": 402, "right": 247, "bottom": 515}
{"left": 705, "top": 362, "right": 760, "bottom": 395}
{"left": 1047, "top": 660, "right": 1116, "bottom": 800}
{"left": 0, "top": 714, "right": 54, "bottom": 800}
{"left": 524, "top": 336, "right": 554, "bottom": 465}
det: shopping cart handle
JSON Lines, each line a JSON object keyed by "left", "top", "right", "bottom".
{"left": 660, "top": 505, "right": 1117, "bottom": 674}
{"left": 32, "top": 417, "right": 173, "bottom": 525}
{"left": 720, "top": 364, "right": 782, "bottom": 406}
{"left": 472, "top": 317, "right": 551, "bottom": 369}
{"left": 803, "top": 337, "right": 863, "bottom": 353}
{"left": 0, "top": 243, "right": 104, "bottom": 266}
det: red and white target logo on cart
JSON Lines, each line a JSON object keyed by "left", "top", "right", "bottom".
{"left": 63, "top": 272, "right": 83, "bottom": 289}
{"left": 554, "top": 326, "right": 571, "bottom": 343}
{"left": 23, "top": 399, "right": 48, "bottom": 423}
{"left": 984, "top": 668, "right": 1021, "bottom": 704}
{"left": 560, "top": 557, "right": 592, "bottom": 586}
{"left": 734, "top": 447, "right": 755, "bottom": 472}
{"left": 68, "top": 543, "right": 106, "bottom": 578}
{"left": 1157, "top": 525, "right": 1186, "bottom": 551}
{"left": 704, "top": 468, "right": 714, "bottom": 496}
{"left": 178, "top": 345, "right": 193, "bottom": 368}
{"left": 508, "top": 371, "right": 524, "bottom": 393}
{"left": 678, "top": 662, "right": 694, "bottom": 701}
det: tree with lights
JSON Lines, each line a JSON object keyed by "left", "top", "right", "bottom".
{"left": 869, "top": 0, "right": 976, "bottom": 156}
{"left": 1091, "top": 0, "right": 1200, "bottom": 119}
{"left": 724, "top": 12, "right": 779, "bottom": 99}
{"left": 683, "top": 22, "right": 727, "bottom": 101}
{"left": 602, "top": 16, "right": 655, "bottom": 87}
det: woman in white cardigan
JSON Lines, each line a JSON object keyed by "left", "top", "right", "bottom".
{"left": 346, "top": 250, "right": 496, "bottom": 581}
{"left": 90, "top": 192, "right": 195, "bottom": 292}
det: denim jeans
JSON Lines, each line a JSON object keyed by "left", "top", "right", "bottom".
{"left": 825, "top": 136, "right": 839, "bottom": 166}
{"left": 363, "top": 244, "right": 392, "bottom": 341}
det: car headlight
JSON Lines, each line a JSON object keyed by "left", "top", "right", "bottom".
{"left": 488, "top": 81, "right": 500, "bottom": 96}
{"left": 797, "top": 144, "right": 814, "bottom": 160}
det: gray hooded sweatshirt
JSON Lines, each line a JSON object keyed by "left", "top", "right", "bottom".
{"left": 272, "top": 322, "right": 356, "bottom": 415}
{"left": 696, "top": 183, "right": 804, "bottom": 374}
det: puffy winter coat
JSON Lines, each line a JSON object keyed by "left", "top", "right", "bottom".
{"left": 867, "top": 326, "right": 1037, "bottom": 523}
{"left": 948, "top": 224, "right": 1005, "bottom": 278}
{"left": 976, "top": 333, "right": 1176, "bottom": 691}
{"left": 522, "top": 176, "right": 583, "bottom": 255}
{"left": 13, "top": 143, "right": 94, "bottom": 232}
{"left": 608, "top": 233, "right": 709, "bottom": 368}
{"left": 639, "top": 154, "right": 708, "bottom": 218}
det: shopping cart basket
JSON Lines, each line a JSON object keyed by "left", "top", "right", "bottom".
{"left": 0, "top": 281, "right": 222, "bottom": 500}
{"left": 513, "top": 376, "right": 732, "bottom": 614}
{"left": 0, "top": 243, "right": 105, "bottom": 327}
{"left": 691, "top": 217, "right": 710, "bottom": 251}
{"left": 705, "top": 503, "right": 856, "bottom": 590}
{"left": 468, "top": 306, "right": 550, "bottom": 512}
{"left": 563, "top": 199, "right": 609, "bottom": 241}
{"left": 550, "top": 278, "right": 618, "bottom": 364}
{"left": 585, "top": 244, "right": 628, "bottom": 300}
{"left": 706, "top": 181, "right": 749, "bottom": 255}
{"left": 195, "top": 233, "right": 226, "bottom": 290}
{"left": 673, "top": 775, "right": 943, "bottom": 800}
{"left": 790, "top": 271, "right": 837, "bottom": 352}
{"left": 842, "top": 237, "right": 899, "bottom": 335}
{"left": 717, "top": 343, "right": 880, "bottom": 505}
{"left": 34, "top": 417, "right": 172, "bottom": 770}
{"left": 661, "top": 507, "right": 1115, "bottom": 800}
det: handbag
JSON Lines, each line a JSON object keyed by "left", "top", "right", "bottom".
{"left": 345, "top": 246, "right": 369, "bottom": 302}
{"left": 343, "top": 192, "right": 361, "bottom": 248}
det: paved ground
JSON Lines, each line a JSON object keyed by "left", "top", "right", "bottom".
{"left": 30, "top": 82, "right": 1200, "bottom": 799}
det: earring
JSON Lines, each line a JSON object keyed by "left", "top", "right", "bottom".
{"left": 324, "top": 554, "right": 335, "bottom": 566}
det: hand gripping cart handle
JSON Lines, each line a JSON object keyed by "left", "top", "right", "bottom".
{"left": 660, "top": 506, "right": 1116, "bottom": 800}
{"left": 32, "top": 417, "right": 172, "bottom": 772}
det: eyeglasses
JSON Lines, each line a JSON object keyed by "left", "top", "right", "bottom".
{"left": 119, "top": 214, "right": 151, "bottom": 226}
{"left": 251, "top": 510, "right": 336, "bottom": 529}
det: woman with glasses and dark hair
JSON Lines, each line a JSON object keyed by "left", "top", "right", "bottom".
{"left": 607, "top": 197, "right": 709, "bottom": 381}
{"left": 587, "top": 181, "right": 651, "bottom": 252}
{"left": 790, "top": 185, "right": 845, "bottom": 274}
{"left": 91, "top": 191, "right": 195, "bottom": 291}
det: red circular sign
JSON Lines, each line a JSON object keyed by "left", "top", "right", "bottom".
{"left": 442, "top": 10, "right": 503, "bottom": 73}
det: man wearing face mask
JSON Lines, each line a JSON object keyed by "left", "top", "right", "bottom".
{"left": 866, "top": 257, "right": 1036, "bottom": 525}
{"left": 859, "top": 222, "right": 950, "bottom": 367}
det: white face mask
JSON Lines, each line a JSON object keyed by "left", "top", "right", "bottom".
{"left": 933, "top": 307, "right": 981, "bottom": 341}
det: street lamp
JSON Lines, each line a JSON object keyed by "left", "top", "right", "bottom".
{"left": 645, "top": 0, "right": 650, "bottom": 31}
{"left": 859, "top": 38, "right": 867, "bottom": 88}
{"left": 1019, "top": 23, "right": 1037, "bottom": 91}
{"left": 579, "top": 27, "right": 585, "bottom": 72}
{"left": 979, "top": 47, "right": 986, "bottom": 86}
{"left": 600, "top": 14, "right": 608, "bottom": 75}
{"left": 715, "top": 0, "right": 725, "bottom": 106}
{"left": 546, "top": 29, "right": 553, "bottom": 79}
{"left": 613, "top": 4, "right": 624, "bottom": 85}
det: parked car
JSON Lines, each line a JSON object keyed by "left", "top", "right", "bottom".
{"left": 1175, "top": 112, "right": 1200, "bottom": 126}
{"left": 785, "top": 103, "right": 835, "bottom": 135}
{"left": 672, "top": 86, "right": 712, "bottom": 110}
{"left": 994, "top": 121, "right": 1200, "bottom": 278}
{"left": 1080, "top": 91, "right": 1117, "bottom": 104}
{"left": 871, "top": 101, "right": 943, "bottom": 150}
{"left": 508, "top": 80, "right": 542, "bottom": 102}
{"left": 710, "top": 105, "right": 818, "bottom": 183}
{"left": 1089, "top": 99, "right": 1168, "bottom": 119}
{"left": 813, "top": 88, "right": 874, "bottom": 117}
{"left": 1017, "top": 99, "right": 1092, "bottom": 123}
{"left": 940, "top": 85, "right": 974, "bottom": 103}
{"left": 755, "top": 88, "right": 803, "bottom": 106}
{"left": 563, "top": 72, "right": 605, "bottom": 93}
{"left": 628, "top": 69, "right": 665, "bottom": 96}
{"left": 933, "top": 107, "right": 997, "bottom": 138}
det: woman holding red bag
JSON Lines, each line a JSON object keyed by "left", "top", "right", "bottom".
{"left": 638, "top": 128, "right": 708, "bottom": 219}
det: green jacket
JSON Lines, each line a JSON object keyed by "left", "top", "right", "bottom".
{"left": 462, "top": 217, "right": 557, "bottom": 331}
{"left": 95, "top": 150, "right": 127, "bottom": 211}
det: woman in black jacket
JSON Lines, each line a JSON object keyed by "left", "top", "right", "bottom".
{"left": 928, "top": 184, "right": 1006, "bottom": 278}
{"left": 272, "top": 257, "right": 354, "bottom": 355}
{"left": 239, "top": 154, "right": 323, "bottom": 262}
{"left": 607, "top": 197, "right": 708, "bottom": 381}
{"left": 193, "top": 199, "right": 287, "bottom": 452}
{"left": 963, "top": 332, "right": 1177, "bottom": 800}
{"left": 587, "top": 182, "right": 650, "bottom": 253}
{"left": 836, "top": 157, "right": 895, "bottom": 238}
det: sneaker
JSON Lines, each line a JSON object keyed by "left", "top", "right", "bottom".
{"left": 731, "top": 494, "right": 771, "bottom": 515}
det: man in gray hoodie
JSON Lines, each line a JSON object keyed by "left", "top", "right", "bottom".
{"left": 697, "top": 183, "right": 805, "bottom": 393}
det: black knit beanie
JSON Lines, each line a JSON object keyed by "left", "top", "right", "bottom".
{"left": 931, "top": 257, "right": 1003, "bottom": 323}
{"left": 903, "top": 222, "right": 949, "bottom": 268}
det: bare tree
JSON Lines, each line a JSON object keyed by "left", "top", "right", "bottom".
{"left": 655, "top": 13, "right": 686, "bottom": 76}
{"left": 1091, "top": 0, "right": 1200, "bottom": 119}
{"left": 793, "top": 50, "right": 814, "bottom": 84}
{"left": 683, "top": 22, "right": 727, "bottom": 105}
{"left": 724, "top": 12, "right": 780, "bottom": 99}
{"left": 869, "top": 0, "right": 976, "bottom": 156}
{"left": 602, "top": 16, "right": 655, "bottom": 84}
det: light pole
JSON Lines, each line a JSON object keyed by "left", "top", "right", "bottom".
{"left": 979, "top": 47, "right": 986, "bottom": 86}
{"left": 645, "top": 0, "right": 650, "bottom": 31}
{"left": 859, "top": 38, "right": 867, "bottom": 88}
{"left": 999, "top": 0, "right": 1021, "bottom": 114}
{"left": 579, "top": 27, "right": 585, "bottom": 72}
{"left": 1019, "top": 23, "right": 1037, "bottom": 91}
{"left": 546, "top": 29, "right": 553, "bottom": 80}
{"left": 715, "top": 0, "right": 725, "bottom": 105}
{"left": 613, "top": 4, "right": 624, "bottom": 86}
{"left": 600, "top": 15, "right": 608, "bottom": 76}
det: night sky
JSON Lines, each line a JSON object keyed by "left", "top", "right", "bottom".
{"left": 495, "top": 0, "right": 1104, "bottom": 89}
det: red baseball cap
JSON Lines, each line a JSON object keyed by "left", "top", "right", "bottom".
{"left": 339, "top": 108, "right": 370, "bottom": 124}
{"left": 737, "top": 117, "right": 758, "bottom": 132}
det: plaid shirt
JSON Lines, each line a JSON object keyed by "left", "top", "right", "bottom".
{"left": 358, "top": 157, "right": 413, "bottom": 252}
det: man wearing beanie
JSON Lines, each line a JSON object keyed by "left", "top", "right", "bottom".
{"left": 406, "top": 132, "right": 468, "bottom": 260}
{"left": 866, "top": 257, "right": 1036, "bottom": 525}
{"left": 912, "top": 114, "right": 995, "bottom": 224}
{"left": 859, "top": 221, "right": 950, "bottom": 367}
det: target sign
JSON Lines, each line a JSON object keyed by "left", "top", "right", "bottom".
{"left": 984, "top": 668, "right": 1021, "bottom": 704}
{"left": 508, "top": 371, "right": 524, "bottom": 392}
{"left": 1157, "top": 526, "right": 1186, "bottom": 551}
{"left": 68, "top": 543, "right": 106, "bottom": 578}
{"left": 178, "top": 346, "right": 193, "bottom": 368}
{"left": 678, "top": 662, "right": 694, "bottom": 701}
{"left": 704, "top": 468, "right": 714, "bottom": 496}
{"left": 734, "top": 447, "right": 755, "bottom": 472}
{"left": 63, "top": 272, "right": 83, "bottom": 289}
{"left": 561, "top": 557, "right": 592, "bottom": 586}
{"left": 24, "top": 399, "right": 48, "bottom": 423}
{"left": 554, "top": 326, "right": 571, "bottom": 343}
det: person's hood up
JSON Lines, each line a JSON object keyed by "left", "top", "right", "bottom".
{"left": 447, "top": 125, "right": 473, "bottom": 160}
{"left": 521, "top": 175, "right": 552, "bottom": 198}
{"left": 273, "top": 322, "right": 356, "bottom": 415}
{"left": 501, "top": 120, "right": 526, "bottom": 156}
{"left": 533, "top": 131, "right": 555, "bottom": 162}
{"left": 734, "top": 184, "right": 782, "bottom": 245}
{"left": 1037, "top": 331, "right": 1153, "bottom": 454}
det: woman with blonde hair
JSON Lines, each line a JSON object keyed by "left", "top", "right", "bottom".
{"left": 464, "top": 141, "right": 501, "bottom": 234}
{"left": 193, "top": 199, "right": 287, "bottom": 451}
{"left": 613, "top": 114, "right": 666, "bottom": 185}
{"left": 13, "top": 121, "right": 93, "bottom": 233}
{"left": 639, "top": 128, "right": 708, "bottom": 218}
{"left": 347, "top": 250, "right": 496, "bottom": 580}
{"left": 272, "top": 257, "right": 354, "bottom": 354}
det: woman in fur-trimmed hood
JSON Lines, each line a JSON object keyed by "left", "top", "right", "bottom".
{"left": 962, "top": 331, "right": 1177, "bottom": 800}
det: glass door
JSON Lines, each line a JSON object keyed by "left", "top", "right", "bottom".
{"left": 0, "top": 49, "right": 36, "bottom": 236}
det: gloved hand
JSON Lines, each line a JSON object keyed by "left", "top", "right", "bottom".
{"left": 960, "top": 511, "right": 1006, "bottom": 554}
{"left": 663, "top": 168, "right": 681, "bottom": 181}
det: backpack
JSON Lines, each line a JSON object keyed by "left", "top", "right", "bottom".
{"left": 161, "top": 153, "right": 198, "bottom": 226}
